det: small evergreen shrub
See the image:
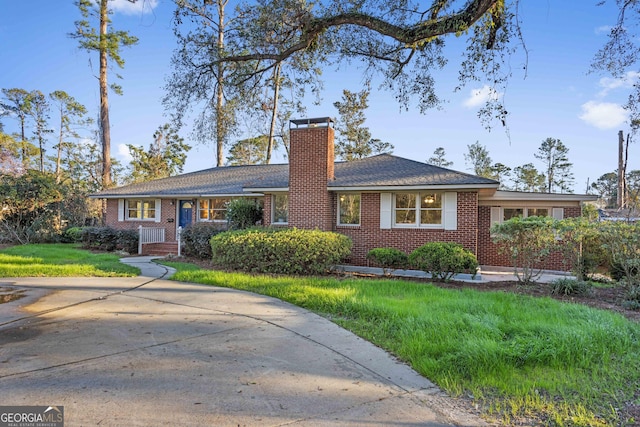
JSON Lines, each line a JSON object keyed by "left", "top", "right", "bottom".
{"left": 116, "top": 229, "right": 139, "bottom": 254}
{"left": 210, "top": 227, "right": 351, "bottom": 275}
{"left": 62, "top": 226, "right": 84, "bottom": 243}
{"left": 408, "top": 242, "right": 478, "bottom": 282}
{"left": 622, "top": 285, "right": 640, "bottom": 310}
{"left": 181, "top": 222, "right": 225, "bottom": 259}
{"left": 549, "top": 278, "right": 593, "bottom": 296}
{"left": 226, "top": 198, "right": 263, "bottom": 230}
{"left": 82, "top": 227, "right": 118, "bottom": 251}
{"left": 366, "top": 248, "right": 408, "bottom": 275}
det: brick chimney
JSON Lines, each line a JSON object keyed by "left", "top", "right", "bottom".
{"left": 288, "top": 117, "right": 335, "bottom": 230}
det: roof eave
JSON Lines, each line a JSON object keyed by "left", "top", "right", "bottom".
{"left": 90, "top": 192, "right": 265, "bottom": 199}
{"left": 479, "top": 190, "right": 599, "bottom": 202}
{"left": 242, "top": 187, "right": 289, "bottom": 193}
{"left": 327, "top": 183, "right": 500, "bottom": 192}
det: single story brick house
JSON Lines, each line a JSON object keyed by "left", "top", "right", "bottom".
{"left": 93, "top": 117, "right": 597, "bottom": 269}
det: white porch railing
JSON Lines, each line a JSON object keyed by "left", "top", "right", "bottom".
{"left": 138, "top": 226, "right": 166, "bottom": 255}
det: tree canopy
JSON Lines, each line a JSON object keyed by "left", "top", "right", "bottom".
{"left": 71, "top": 0, "right": 138, "bottom": 188}
{"left": 166, "top": 0, "right": 514, "bottom": 166}
{"left": 128, "top": 124, "right": 191, "bottom": 183}
{"left": 591, "top": 0, "right": 640, "bottom": 127}
{"left": 535, "top": 137, "right": 574, "bottom": 193}
{"left": 333, "top": 85, "right": 393, "bottom": 161}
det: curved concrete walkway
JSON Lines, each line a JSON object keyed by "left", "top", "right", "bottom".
{"left": 0, "top": 257, "right": 487, "bottom": 426}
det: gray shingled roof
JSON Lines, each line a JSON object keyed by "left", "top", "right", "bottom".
{"left": 93, "top": 154, "right": 498, "bottom": 198}
{"left": 331, "top": 154, "right": 498, "bottom": 187}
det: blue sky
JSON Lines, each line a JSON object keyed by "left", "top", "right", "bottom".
{"left": 1, "top": 0, "right": 637, "bottom": 193}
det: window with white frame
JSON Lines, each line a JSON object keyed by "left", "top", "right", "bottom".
{"left": 272, "top": 194, "right": 288, "bottom": 224}
{"left": 503, "top": 207, "right": 549, "bottom": 222}
{"left": 394, "top": 192, "right": 442, "bottom": 227}
{"left": 198, "top": 198, "right": 231, "bottom": 221}
{"left": 126, "top": 199, "right": 156, "bottom": 220}
{"left": 338, "top": 193, "right": 360, "bottom": 225}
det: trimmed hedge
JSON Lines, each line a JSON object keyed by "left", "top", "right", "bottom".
{"left": 210, "top": 227, "right": 352, "bottom": 275}
{"left": 409, "top": 242, "right": 478, "bottom": 282}
{"left": 180, "top": 222, "right": 226, "bottom": 259}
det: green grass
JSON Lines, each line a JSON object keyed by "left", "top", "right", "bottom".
{"left": 162, "top": 260, "right": 640, "bottom": 426}
{"left": 0, "top": 244, "right": 139, "bottom": 277}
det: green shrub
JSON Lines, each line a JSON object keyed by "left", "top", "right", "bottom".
{"left": 610, "top": 261, "right": 640, "bottom": 282}
{"left": 366, "top": 248, "right": 408, "bottom": 275}
{"left": 599, "top": 221, "right": 640, "bottom": 287}
{"left": 80, "top": 227, "right": 138, "bottom": 253}
{"left": 181, "top": 223, "right": 225, "bottom": 259}
{"left": 622, "top": 285, "right": 640, "bottom": 310}
{"left": 210, "top": 227, "right": 352, "bottom": 275}
{"left": 226, "top": 198, "right": 263, "bottom": 230}
{"left": 582, "top": 231, "right": 609, "bottom": 277}
{"left": 116, "top": 229, "right": 139, "bottom": 254}
{"left": 82, "top": 227, "right": 118, "bottom": 251}
{"left": 491, "top": 216, "right": 557, "bottom": 284}
{"left": 408, "top": 242, "right": 478, "bottom": 282}
{"left": 62, "top": 226, "right": 84, "bottom": 243}
{"left": 549, "top": 278, "right": 593, "bottom": 296}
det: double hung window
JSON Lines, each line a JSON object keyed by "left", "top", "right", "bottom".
{"left": 338, "top": 193, "right": 360, "bottom": 225}
{"left": 272, "top": 194, "right": 288, "bottom": 224}
{"left": 126, "top": 199, "right": 156, "bottom": 220}
{"left": 198, "top": 198, "right": 230, "bottom": 221}
{"left": 394, "top": 192, "right": 442, "bottom": 227}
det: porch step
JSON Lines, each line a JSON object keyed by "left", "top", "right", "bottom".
{"left": 141, "top": 242, "right": 179, "bottom": 256}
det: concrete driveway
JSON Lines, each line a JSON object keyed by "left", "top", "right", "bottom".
{"left": 0, "top": 258, "right": 486, "bottom": 426}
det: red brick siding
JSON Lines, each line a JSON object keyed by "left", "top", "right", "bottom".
{"left": 106, "top": 198, "right": 180, "bottom": 242}
{"left": 288, "top": 126, "right": 335, "bottom": 231}
{"left": 336, "top": 192, "right": 479, "bottom": 266}
{"left": 477, "top": 205, "right": 583, "bottom": 270}
{"left": 263, "top": 194, "right": 273, "bottom": 227}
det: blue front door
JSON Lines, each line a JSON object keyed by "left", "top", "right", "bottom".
{"left": 179, "top": 200, "right": 193, "bottom": 228}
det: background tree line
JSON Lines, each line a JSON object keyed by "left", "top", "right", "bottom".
{"left": 0, "top": 84, "right": 191, "bottom": 243}
{"left": 427, "top": 139, "right": 640, "bottom": 210}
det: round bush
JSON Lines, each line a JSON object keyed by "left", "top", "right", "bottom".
{"left": 62, "top": 226, "right": 84, "bottom": 243}
{"left": 366, "top": 248, "right": 408, "bottom": 273}
{"left": 210, "top": 227, "right": 352, "bottom": 275}
{"left": 409, "top": 242, "right": 478, "bottom": 282}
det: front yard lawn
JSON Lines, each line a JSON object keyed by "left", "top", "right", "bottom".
{"left": 162, "top": 259, "right": 640, "bottom": 427}
{"left": 0, "top": 244, "right": 139, "bottom": 277}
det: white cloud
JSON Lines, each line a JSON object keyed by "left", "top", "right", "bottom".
{"left": 117, "top": 143, "right": 133, "bottom": 162}
{"left": 598, "top": 71, "right": 640, "bottom": 97}
{"left": 595, "top": 25, "right": 612, "bottom": 35}
{"left": 579, "top": 101, "right": 628, "bottom": 129}
{"left": 463, "top": 85, "right": 501, "bottom": 108}
{"left": 110, "top": 0, "right": 158, "bottom": 15}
